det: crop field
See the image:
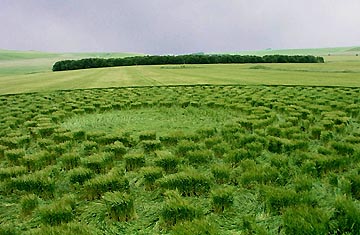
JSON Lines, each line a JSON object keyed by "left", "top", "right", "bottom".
{"left": 0, "top": 56, "right": 360, "bottom": 95}
{"left": 0, "top": 47, "right": 360, "bottom": 95}
{"left": 0, "top": 84, "right": 359, "bottom": 234}
{"left": 1, "top": 47, "right": 360, "bottom": 234}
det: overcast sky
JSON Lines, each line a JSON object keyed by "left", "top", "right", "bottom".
{"left": 1, "top": 0, "right": 359, "bottom": 54}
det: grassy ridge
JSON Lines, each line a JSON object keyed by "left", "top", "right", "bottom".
{"left": 0, "top": 49, "right": 142, "bottom": 61}
{"left": 0, "top": 49, "right": 142, "bottom": 76}
{"left": 226, "top": 46, "right": 360, "bottom": 56}
{"left": 0, "top": 49, "right": 60, "bottom": 61}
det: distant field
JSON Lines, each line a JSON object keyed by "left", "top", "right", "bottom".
{"left": 0, "top": 47, "right": 360, "bottom": 95}
{"left": 0, "top": 49, "right": 142, "bottom": 76}
{"left": 0, "top": 49, "right": 60, "bottom": 61}
{"left": 1, "top": 57, "right": 360, "bottom": 95}
{"left": 225, "top": 46, "right": 360, "bottom": 56}
{"left": 0, "top": 49, "right": 142, "bottom": 61}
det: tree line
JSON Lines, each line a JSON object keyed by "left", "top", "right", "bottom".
{"left": 52, "top": 54, "right": 325, "bottom": 71}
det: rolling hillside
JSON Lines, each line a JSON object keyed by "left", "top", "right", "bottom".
{"left": 0, "top": 49, "right": 143, "bottom": 76}
{"left": 226, "top": 46, "right": 360, "bottom": 56}
{"left": 0, "top": 47, "right": 359, "bottom": 95}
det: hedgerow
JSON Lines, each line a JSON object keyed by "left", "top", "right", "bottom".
{"left": 52, "top": 54, "right": 325, "bottom": 71}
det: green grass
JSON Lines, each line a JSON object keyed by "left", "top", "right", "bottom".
{"left": 1, "top": 59, "right": 360, "bottom": 94}
{"left": 0, "top": 49, "right": 142, "bottom": 77}
{"left": 1, "top": 85, "right": 360, "bottom": 234}
{"left": 1, "top": 47, "right": 360, "bottom": 95}
{"left": 62, "top": 107, "right": 239, "bottom": 136}
{"left": 0, "top": 49, "right": 142, "bottom": 61}
{"left": 0, "top": 49, "right": 60, "bottom": 61}
{"left": 1, "top": 47, "right": 360, "bottom": 234}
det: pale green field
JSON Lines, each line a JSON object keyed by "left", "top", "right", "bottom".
{"left": 226, "top": 46, "right": 360, "bottom": 56}
{"left": 0, "top": 48, "right": 360, "bottom": 95}
{"left": 0, "top": 49, "right": 142, "bottom": 76}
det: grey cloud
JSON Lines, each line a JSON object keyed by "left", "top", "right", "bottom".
{"left": 0, "top": 0, "right": 359, "bottom": 54}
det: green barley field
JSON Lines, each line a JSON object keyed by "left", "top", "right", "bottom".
{"left": 1, "top": 47, "right": 360, "bottom": 95}
{"left": 0, "top": 47, "right": 360, "bottom": 234}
